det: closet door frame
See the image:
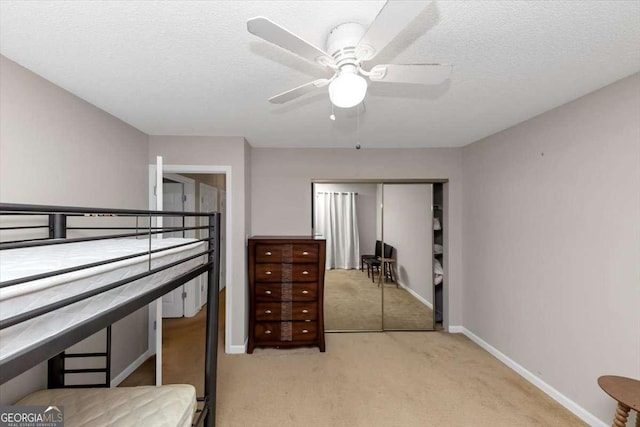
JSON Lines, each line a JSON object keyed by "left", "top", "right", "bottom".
{"left": 311, "top": 178, "right": 449, "bottom": 333}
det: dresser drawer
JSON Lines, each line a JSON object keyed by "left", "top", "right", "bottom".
{"left": 255, "top": 283, "right": 318, "bottom": 301}
{"left": 255, "top": 244, "right": 319, "bottom": 263}
{"left": 255, "top": 302, "right": 317, "bottom": 321}
{"left": 255, "top": 263, "right": 318, "bottom": 282}
{"left": 254, "top": 322, "right": 318, "bottom": 342}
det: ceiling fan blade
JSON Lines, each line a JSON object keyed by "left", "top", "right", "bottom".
{"left": 369, "top": 64, "right": 452, "bottom": 85}
{"left": 356, "top": 0, "right": 432, "bottom": 61}
{"left": 268, "top": 79, "right": 331, "bottom": 104}
{"left": 248, "top": 17, "right": 335, "bottom": 68}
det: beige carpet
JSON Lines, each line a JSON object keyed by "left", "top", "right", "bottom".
{"left": 325, "top": 268, "right": 434, "bottom": 330}
{"left": 121, "top": 297, "right": 586, "bottom": 427}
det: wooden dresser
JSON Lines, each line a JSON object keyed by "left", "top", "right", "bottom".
{"left": 247, "top": 236, "right": 326, "bottom": 353}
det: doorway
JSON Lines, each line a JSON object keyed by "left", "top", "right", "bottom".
{"left": 148, "top": 163, "right": 232, "bottom": 362}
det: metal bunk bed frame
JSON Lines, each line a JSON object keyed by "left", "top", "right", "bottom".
{"left": 0, "top": 202, "right": 221, "bottom": 427}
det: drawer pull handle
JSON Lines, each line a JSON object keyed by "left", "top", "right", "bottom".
{"left": 265, "top": 310, "right": 272, "bottom": 314}
{"left": 302, "top": 251, "right": 309, "bottom": 255}
{"left": 265, "top": 330, "right": 272, "bottom": 335}
{"left": 302, "top": 329, "right": 309, "bottom": 334}
{"left": 265, "top": 271, "right": 272, "bottom": 275}
{"left": 302, "top": 309, "right": 309, "bottom": 313}
{"left": 265, "top": 290, "right": 272, "bottom": 295}
{"left": 301, "top": 290, "right": 309, "bottom": 294}
{"left": 302, "top": 271, "right": 309, "bottom": 275}
{"left": 265, "top": 251, "right": 272, "bottom": 256}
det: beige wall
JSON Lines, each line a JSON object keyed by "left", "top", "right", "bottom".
{"left": 0, "top": 55, "right": 149, "bottom": 403}
{"left": 250, "top": 148, "right": 463, "bottom": 327}
{"left": 182, "top": 173, "right": 226, "bottom": 194}
{"left": 148, "top": 136, "right": 249, "bottom": 351}
{"left": 462, "top": 72, "right": 640, "bottom": 424}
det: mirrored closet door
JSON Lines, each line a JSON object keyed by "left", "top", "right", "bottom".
{"left": 312, "top": 180, "right": 446, "bottom": 332}
{"left": 381, "top": 183, "right": 434, "bottom": 330}
{"left": 313, "top": 182, "right": 382, "bottom": 331}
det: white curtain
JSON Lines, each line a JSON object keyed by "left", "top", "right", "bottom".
{"left": 315, "top": 192, "right": 360, "bottom": 270}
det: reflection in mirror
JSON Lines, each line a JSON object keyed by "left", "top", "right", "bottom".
{"left": 382, "top": 183, "right": 434, "bottom": 330}
{"left": 313, "top": 183, "right": 382, "bottom": 331}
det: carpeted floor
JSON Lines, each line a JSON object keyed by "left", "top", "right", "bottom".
{"left": 324, "top": 268, "right": 434, "bottom": 330}
{"left": 121, "top": 294, "right": 586, "bottom": 427}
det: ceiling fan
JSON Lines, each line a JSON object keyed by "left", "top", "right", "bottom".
{"left": 247, "top": 0, "right": 452, "bottom": 109}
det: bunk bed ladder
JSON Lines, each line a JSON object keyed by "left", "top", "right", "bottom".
{"left": 48, "top": 325, "right": 112, "bottom": 388}
{"left": 47, "top": 212, "right": 112, "bottom": 388}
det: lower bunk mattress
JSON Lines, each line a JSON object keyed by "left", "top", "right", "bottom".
{"left": 0, "top": 238, "right": 206, "bottom": 365}
{"left": 16, "top": 384, "right": 196, "bottom": 427}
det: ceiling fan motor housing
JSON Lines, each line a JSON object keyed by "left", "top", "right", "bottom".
{"left": 326, "top": 22, "right": 367, "bottom": 68}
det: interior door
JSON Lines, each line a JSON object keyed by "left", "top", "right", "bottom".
{"left": 199, "top": 183, "right": 218, "bottom": 304}
{"left": 162, "top": 182, "right": 185, "bottom": 318}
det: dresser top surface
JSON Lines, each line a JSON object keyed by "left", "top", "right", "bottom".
{"left": 249, "top": 235, "right": 325, "bottom": 241}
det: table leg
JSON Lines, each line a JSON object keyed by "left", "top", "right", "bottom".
{"left": 612, "top": 402, "right": 630, "bottom": 427}
{"left": 390, "top": 262, "right": 397, "bottom": 287}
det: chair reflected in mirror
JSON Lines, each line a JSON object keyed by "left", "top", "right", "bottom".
{"left": 361, "top": 240, "right": 381, "bottom": 274}
{"left": 364, "top": 243, "right": 395, "bottom": 284}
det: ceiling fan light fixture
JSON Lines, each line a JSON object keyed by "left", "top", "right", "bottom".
{"left": 329, "top": 71, "right": 367, "bottom": 108}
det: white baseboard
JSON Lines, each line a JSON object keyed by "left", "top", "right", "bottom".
{"left": 226, "top": 338, "right": 247, "bottom": 354}
{"left": 110, "top": 349, "right": 152, "bottom": 387}
{"left": 447, "top": 325, "right": 464, "bottom": 333}
{"left": 396, "top": 281, "right": 433, "bottom": 309}
{"left": 451, "top": 327, "right": 606, "bottom": 427}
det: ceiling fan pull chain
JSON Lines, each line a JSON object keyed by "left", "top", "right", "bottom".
{"left": 356, "top": 103, "right": 361, "bottom": 150}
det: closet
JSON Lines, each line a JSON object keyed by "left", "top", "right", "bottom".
{"left": 312, "top": 180, "right": 447, "bottom": 332}
{"left": 433, "top": 183, "right": 444, "bottom": 324}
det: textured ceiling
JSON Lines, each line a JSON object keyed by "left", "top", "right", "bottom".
{"left": 1, "top": 1, "right": 639, "bottom": 148}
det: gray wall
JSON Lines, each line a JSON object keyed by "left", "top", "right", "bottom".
{"left": 147, "top": 136, "right": 249, "bottom": 352}
{"left": 0, "top": 55, "right": 149, "bottom": 403}
{"left": 250, "top": 148, "right": 463, "bottom": 327}
{"left": 383, "top": 184, "right": 433, "bottom": 305}
{"left": 462, "top": 72, "right": 640, "bottom": 424}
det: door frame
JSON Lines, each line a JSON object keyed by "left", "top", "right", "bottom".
{"left": 149, "top": 164, "right": 233, "bottom": 354}
{"left": 199, "top": 182, "right": 223, "bottom": 294}
{"left": 218, "top": 190, "right": 227, "bottom": 292}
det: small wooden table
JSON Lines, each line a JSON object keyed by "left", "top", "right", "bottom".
{"left": 598, "top": 376, "right": 640, "bottom": 427}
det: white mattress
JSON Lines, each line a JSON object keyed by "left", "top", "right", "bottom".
{"left": 0, "top": 238, "right": 206, "bottom": 363}
{"left": 16, "top": 385, "right": 196, "bottom": 427}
